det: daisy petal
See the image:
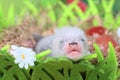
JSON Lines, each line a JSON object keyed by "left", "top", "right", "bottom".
{"left": 25, "top": 63, "right": 29, "bottom": 69}
{"left": 29, "top": 62, "right": 34, "bottom": 66}
{"left": 19, "top": 62, "right": 24, "bottom": 68}
{"left": 11, "top": 45, "right": 18, "bottom": 49}
{"left": 15, "top": 59, "right": 21, "bottom": 64}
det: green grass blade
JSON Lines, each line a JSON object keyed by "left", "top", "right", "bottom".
{"left": 113, "top": 14, "right": 120, "bottom": 29}
{"left": 40, "top": 0, "right": 57, "bottom": 8}
{"left": 7, "top": 4, "right": 15, "bottom": 26}
{"left": 83, "top": 53, "right": 97, "bottom": 60}
{"left": 47, "top": 5, "right": 56, "bottom": 23}
{"left": 0, "top": 44, "right": 10, "bottom": 54}
{"left": 102, "top": 0, "right": 115, "bottom": 13}
{"left": 24, "top": 0, "right": 38, "bottom": 16}
{"left": 88, "top": 0, "right": 99, "bottom": 15}
{"left": 93, "top": 43, "right": 104, "bottom": 63}
{"left": 106, "top": 42, "right": 118, "bottom": 80}
{"left": 0, "top": 5, "right": 7, "bottom": 27}
{"left": 88, "top": 0, "right": 100, "bottom": 26}
{"left": 74, "top": 5, "right": 86, "bottom": 20}
{"left": 107, "top": 42, "right": 118, "bottom": 67}
{"left": 36, "top": 49, "right": 51, "bottom": 60}
{"left": 102, "top": 0, "right": 114, "bottom": 28}
{"left": 58, "top": 1, "right": 77, "bottom": 27}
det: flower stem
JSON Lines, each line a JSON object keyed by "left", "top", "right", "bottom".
{"left": 36, "top": 49, "right": 51, "bottom": 59}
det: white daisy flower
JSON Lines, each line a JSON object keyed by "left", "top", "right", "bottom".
{"left": 9, "top": 45, "right": 36, "bottom": 69}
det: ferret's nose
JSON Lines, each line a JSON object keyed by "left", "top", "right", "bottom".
{"left": 69, "top": 42, "right": 78, "bottom": 45}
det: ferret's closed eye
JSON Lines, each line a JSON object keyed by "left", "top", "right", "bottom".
{"left": 80, "top": 38, "right": 85, "bottom": 42}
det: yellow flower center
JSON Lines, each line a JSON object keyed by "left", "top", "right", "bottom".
{"left": 21, "top": 54, "right": 25, "bottom": 59}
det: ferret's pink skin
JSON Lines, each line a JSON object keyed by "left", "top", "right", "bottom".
{"left": 63, "top": 42, "right": 82, "bottom": 60}
{"left": 35, "top": 27, "right": 90, "bottom": 61}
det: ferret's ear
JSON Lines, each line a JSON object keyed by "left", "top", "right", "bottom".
{"left": 32, "top": 34, "right": 43, "bottom": 42}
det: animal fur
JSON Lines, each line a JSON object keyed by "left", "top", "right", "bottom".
{"left": 34, "top": 26, "right": 90, "bottom": 61}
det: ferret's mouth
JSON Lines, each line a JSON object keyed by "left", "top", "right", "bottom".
{"left": 67, "top": 49, "right": 80, "bottom": 54}
{"left": 64, "top": 44, "right": 82, "bottom": 59}
{"left": 64, "top": 45, "right": 82, "bottom": 60}
{"left": 66, "top": 49, "right": 81, "bottom": 60}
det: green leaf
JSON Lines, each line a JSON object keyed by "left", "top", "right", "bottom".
{"left": 7, "top": 4, "right": 15, "bottom": 26}
{"left": 105, "top": 42, "right": 118, "bottom": 80}
{"left": 0, "top": 5, "right": 7, "bottom": 27}
{"left": 58, "top": 1, "right": 77, "bottom": 27}
{"left": 99, "top": 67, "right": 117, "bottom": 80}
{"left": 113, "top": 14, "right": 120, "bottom": 29}
{"left": 41, "top": 62, "right": 65, "bottom": 80}
{"left": 117, "top": 69, "right": 120, "bottom": 79}
{"left": 102, "top": 0, "right": 115, "bottom": 13}
{"left": 95, "top": 61, "right": 106, "bottom": 74}
{"left": 83, "top": 53, "right": 97, "bottom": 60}
{"left": 31, "top": 64, "right": 52, "bottom": 80}
{"left": 102, "top": 0, "right": 114, "bottom": 28}
{"left": 40, "top": 0, "right": 57, "bottom": 8}
{"left": 70, "top": 69, "right": 83, "bottom": 80}
{"left": 88, "top": 0, "right": 99, "bottom": 15}
{"left": 24, "top": 0, "right": 39, "bottom": 16}
{"left": 58, "top": 56, "right": 70, "bottom": 61}
{"left": 93, "top": 43, "right": 104, "bottom": 63}
{"left": 86, "top": 71, "right": 98, "bottom": 80}
{"left": 107, "top": 42, "right": 118, "bottom": 68}
{"left": 0, "top": 55, "right": 28, "bottom": 80}
{"left": 44, "top": 57, "right": 58, "bottom": 63}
{"left": 0, "top": 44, "right": 10, "bottom": 54}
{"left": 72, "top": 61, "right": 94, "bottom": 72}
{"left": 74, "top": 4, "right": 86, "bottom": 20}
{"left": 36, "top": 49, "right": 51, "bottom": 62}
{"left": 47, "top": 5, "right": 56, "bottom": 23}
{"left": 87, "top": 0, "right": 100, "bottom": 26}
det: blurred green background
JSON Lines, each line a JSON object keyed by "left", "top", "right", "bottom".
{"left": 0, "top": 0, "right": 120, "bottom": 29}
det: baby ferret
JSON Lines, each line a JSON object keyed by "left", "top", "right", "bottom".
{"left": 34, "top": 27, "right": 90, "bottom": 61}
